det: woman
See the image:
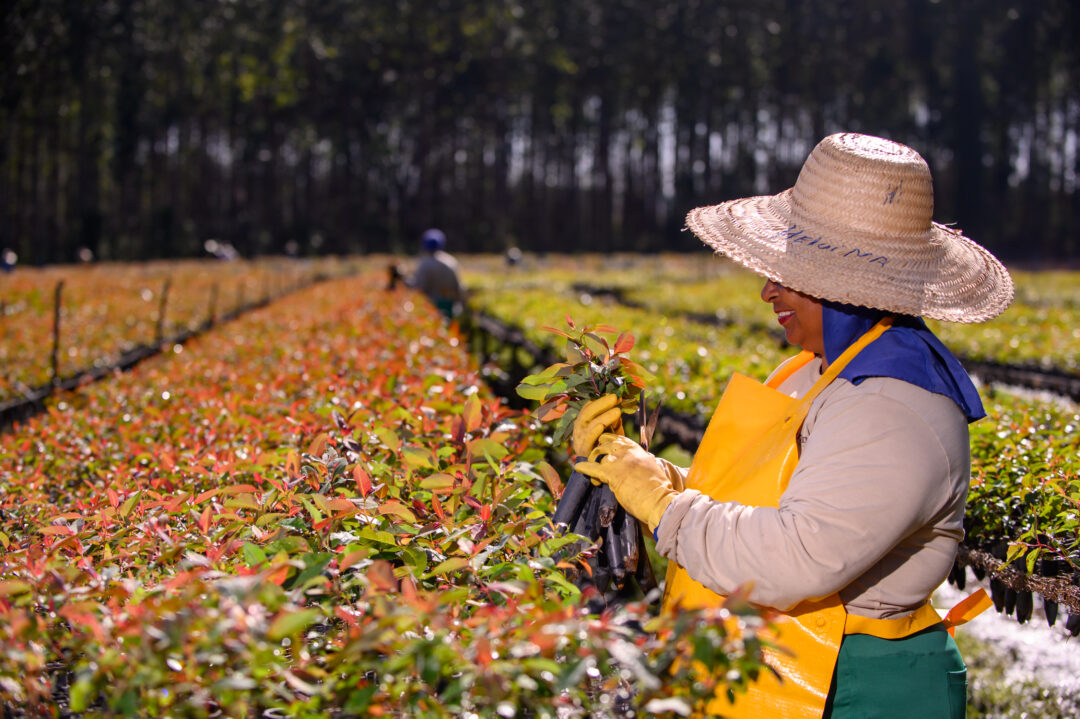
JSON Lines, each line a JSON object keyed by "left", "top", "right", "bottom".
{"left": 573, "top": 133, "right": 1012, "bottom": 718}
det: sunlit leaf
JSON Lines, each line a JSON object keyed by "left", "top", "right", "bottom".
{"left": 0, "top": 580, "right": 32, "bottom": 597}
{"left": 374, "top": 426, "right": 401, "bottom": 453}
{"left": 467, "top": 438, "right": 509, "bottom": 461}
{"left": 402, "top": 446, "right": 436, "bottom": 469}
{"left": 119, "top": 491, "right": 142, "bottom": 518}
{"left": 307, "top": 432, "right": 329, "bottom": 457}
{"left": 379, "top": 500, "right": 417, "bottom": 524}
{"left": 463, "top": 394, "right": 483, "bottom": 433}
{"left": 419, "top": 473, "right": 455, "bottom": 491}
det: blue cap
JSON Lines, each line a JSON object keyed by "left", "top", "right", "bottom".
{"left": 421, "top": 229, "right": 446, "bottom": 251}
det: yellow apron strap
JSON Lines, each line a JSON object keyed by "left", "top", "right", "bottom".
{"left": 765, "top": 350, "right": 816, "bottom": 389}
{"left": 942, "top": 588, "right": 993, "bottom": 637}
{"left": 843, "top": 588, "right": 993, "bottom": 640}
{"left": 800, "top": 316, "right": 893, "bottom": 405}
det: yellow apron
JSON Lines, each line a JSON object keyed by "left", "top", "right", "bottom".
{"left": 662, "top": 318, "right": 987, "bottom": 718}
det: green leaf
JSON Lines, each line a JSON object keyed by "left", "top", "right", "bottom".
{"left": 583, "top": 332, "right": 609, "bottom": 357}
{"left": 516, "top": 382, "right": 555, "bottom": 401}
{"left": 425, "top": 557, "right": 469, "bottom": 578}
{"left": 300, "top": 496, "right": 323, "bottom": 524}
{"left": 242, "top": 542, "right": 268, "bottom": 567}
{"left": 518, "top": 364, "right": 567, "bottom": 385}
{"left": 468, "top": 438, "right": 508, "bottom": 461}
{"left": 119, "top": 491, "right": 142, "bottom": 518}
{"left": 545, "top": 570, "right": 582, "bottom": 598}
{"left": 374, "top": 426, "right": 400, "bottom": 452}
{"left": 292, "top": 553, "right": 333, "bottom": 588}
{"left": 552, "top": 410, "right": 577, "bottom": 445}
{"left": 267, "top": 608, "right": 321, "bottom": 641}
{"left": 402, "top": 446, "right": 436, "bottom": 469}
{"left": 1026, "top": 548, "right": 1039, "bottom": 574}
{"left": 69, "top": 677, "right": 95, "bottom": 713}
{"left": 357, "top": 525, "right": 400, "bottom": 547}
{"left": 344, "top": 685, "right": 377, "bottom": 713}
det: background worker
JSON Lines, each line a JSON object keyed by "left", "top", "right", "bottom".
{"left": 408, "top": 228, "right": 465, "bottom": 320}
{"left": 573, "top": 133, "right": 1013, "bottom": 718}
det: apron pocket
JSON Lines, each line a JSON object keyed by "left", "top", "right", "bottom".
{"left": 947, "top": 669, "right": 968, "bottom": 719}
{"left": 829, "top": 631, "right": 966, "bottom": 718}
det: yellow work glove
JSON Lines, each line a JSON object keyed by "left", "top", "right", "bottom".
{"left": 574, "top": 433, "right": 678, "bottom": 534}
{"left": 571, "top": 393, "right": 624, "bottom": 458}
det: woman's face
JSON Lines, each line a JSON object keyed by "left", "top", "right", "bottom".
{"left": 761, "top": 280, "right": 825, "bottom": 357}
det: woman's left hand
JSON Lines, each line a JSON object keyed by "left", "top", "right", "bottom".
{"left": 574, "top": 433, "right": 678, "bottom": 533}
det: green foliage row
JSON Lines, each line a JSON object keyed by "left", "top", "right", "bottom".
{"left": 0, "top": 273, "right": 767, "bottom": 717}
{"left": 466, "top": 255, "right": 1080, "bottom": 373}
{"left": 464, "top": 256, "right": 1080, "bottom": 575}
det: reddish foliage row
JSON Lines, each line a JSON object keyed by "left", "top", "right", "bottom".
{"left": 0, "top": 273, "right": 764, "bottom": 717}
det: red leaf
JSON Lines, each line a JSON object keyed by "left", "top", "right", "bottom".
{"left": 431, "top": 494, "right": 446, "bottom": 520}
{"left": 107, "top": 489, "right": 120, "bottom": 508}
{"left": 366, "top": 560, "right": 398, "bottom": 593}
{"left": 285, "top": 450, "right": 301, "bottom": 479}
{"left": 266, "top": 563, "right": 291, "bottom": 586}
{"left": 195, "top": 488, "right": 220, "bottom": 504}
{"left": 480, "top": 504, "right": 492, "bottom": 522}
{"left": 537, "top": 401, "right": 568, "bottom": 422}
{"left": 613, "top": 332, "right": 635, "bottom": 354}
{"left": 338, "top": 549, "right": 367, "bottom": 572}
{"left": 411, "top": 497, "right": 427, "bottom": 517}
{"left": 353, "top": 465, "right": 372, "bottom": 497}
{"left": 536, "top": 461, "right": 564, "bottom": 498}
{"left": 540, "top": 325, "right": 573, "bottom": 340}
{"left": 451, "top": 415, "right": 466, "bottom": 444}
{"left": 307, "top": 433, "right": 329, "bottom": 456}
{"left": 476, "top": 637, "right": 493, "bottom": 667}
{"left": 335, "top": 605, "right": 360, "bottom": 628}
{"left": 219, "top": 484, "right": 259, "bottom": 495}
{"left": 39, "top": 525, "right": 75, "bottom": 536}
{"left": 198, "top": 506, "right": 212, "bottom": 534}
{"left": 463, "top": 395, "right": 483, "bottom": 434}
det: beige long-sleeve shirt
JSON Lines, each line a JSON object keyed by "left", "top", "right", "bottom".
{"left": 655, "top": 357, "right": 970, "bottom": 619}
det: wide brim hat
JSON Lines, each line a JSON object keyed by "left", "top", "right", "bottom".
{"left": 685, "top": 133, "right": 1013, "bottom": 323}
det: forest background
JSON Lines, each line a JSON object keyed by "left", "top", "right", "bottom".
{"left": 2, "top": 0, "right": 1078, "bottom": 265}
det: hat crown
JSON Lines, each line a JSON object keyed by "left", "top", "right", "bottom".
{"left": 684, "top": 131, "right": 1014, "bottom": 323}
{"left": 790, "top": 133, "right": 935, "bottom": 242}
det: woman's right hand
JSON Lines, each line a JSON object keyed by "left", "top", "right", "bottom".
{"left": 572, "top": 393, "right": 623, "bottom": 458}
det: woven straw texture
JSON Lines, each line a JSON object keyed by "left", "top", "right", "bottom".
{"left": 686, "top": 133, "right": 1013, "bottom": 323}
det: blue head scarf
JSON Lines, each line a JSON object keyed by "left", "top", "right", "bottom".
{"left": 822, "top": 302, "right": 985, "bottom": 423}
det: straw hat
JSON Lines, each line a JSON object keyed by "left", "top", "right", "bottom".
{"left": 685, "top": 133, "right": 1013, "bottom": 323}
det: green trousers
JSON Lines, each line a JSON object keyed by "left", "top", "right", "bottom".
{"left": 823, "top": 624, "right": 967, "bottom": 719}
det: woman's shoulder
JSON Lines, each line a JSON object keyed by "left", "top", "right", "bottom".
{"left": 771, "top": 355, "right": 824, "bottom": 398}
{"left": 809, "top": 376, "right": 969, "bottom": 454}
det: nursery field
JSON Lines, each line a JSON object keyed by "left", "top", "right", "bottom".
{"left": 1, "top": 254, "right": 1078, "bottom": 716}
{"left": 0, "top": 265, "right": 764, "bottom": 717}
{"left": 0, "top": 257, "right": 367, "bottom": 406}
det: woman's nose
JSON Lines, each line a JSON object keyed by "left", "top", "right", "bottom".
{"left": 761, "top": 279, "right": 780, "bottom": 302}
